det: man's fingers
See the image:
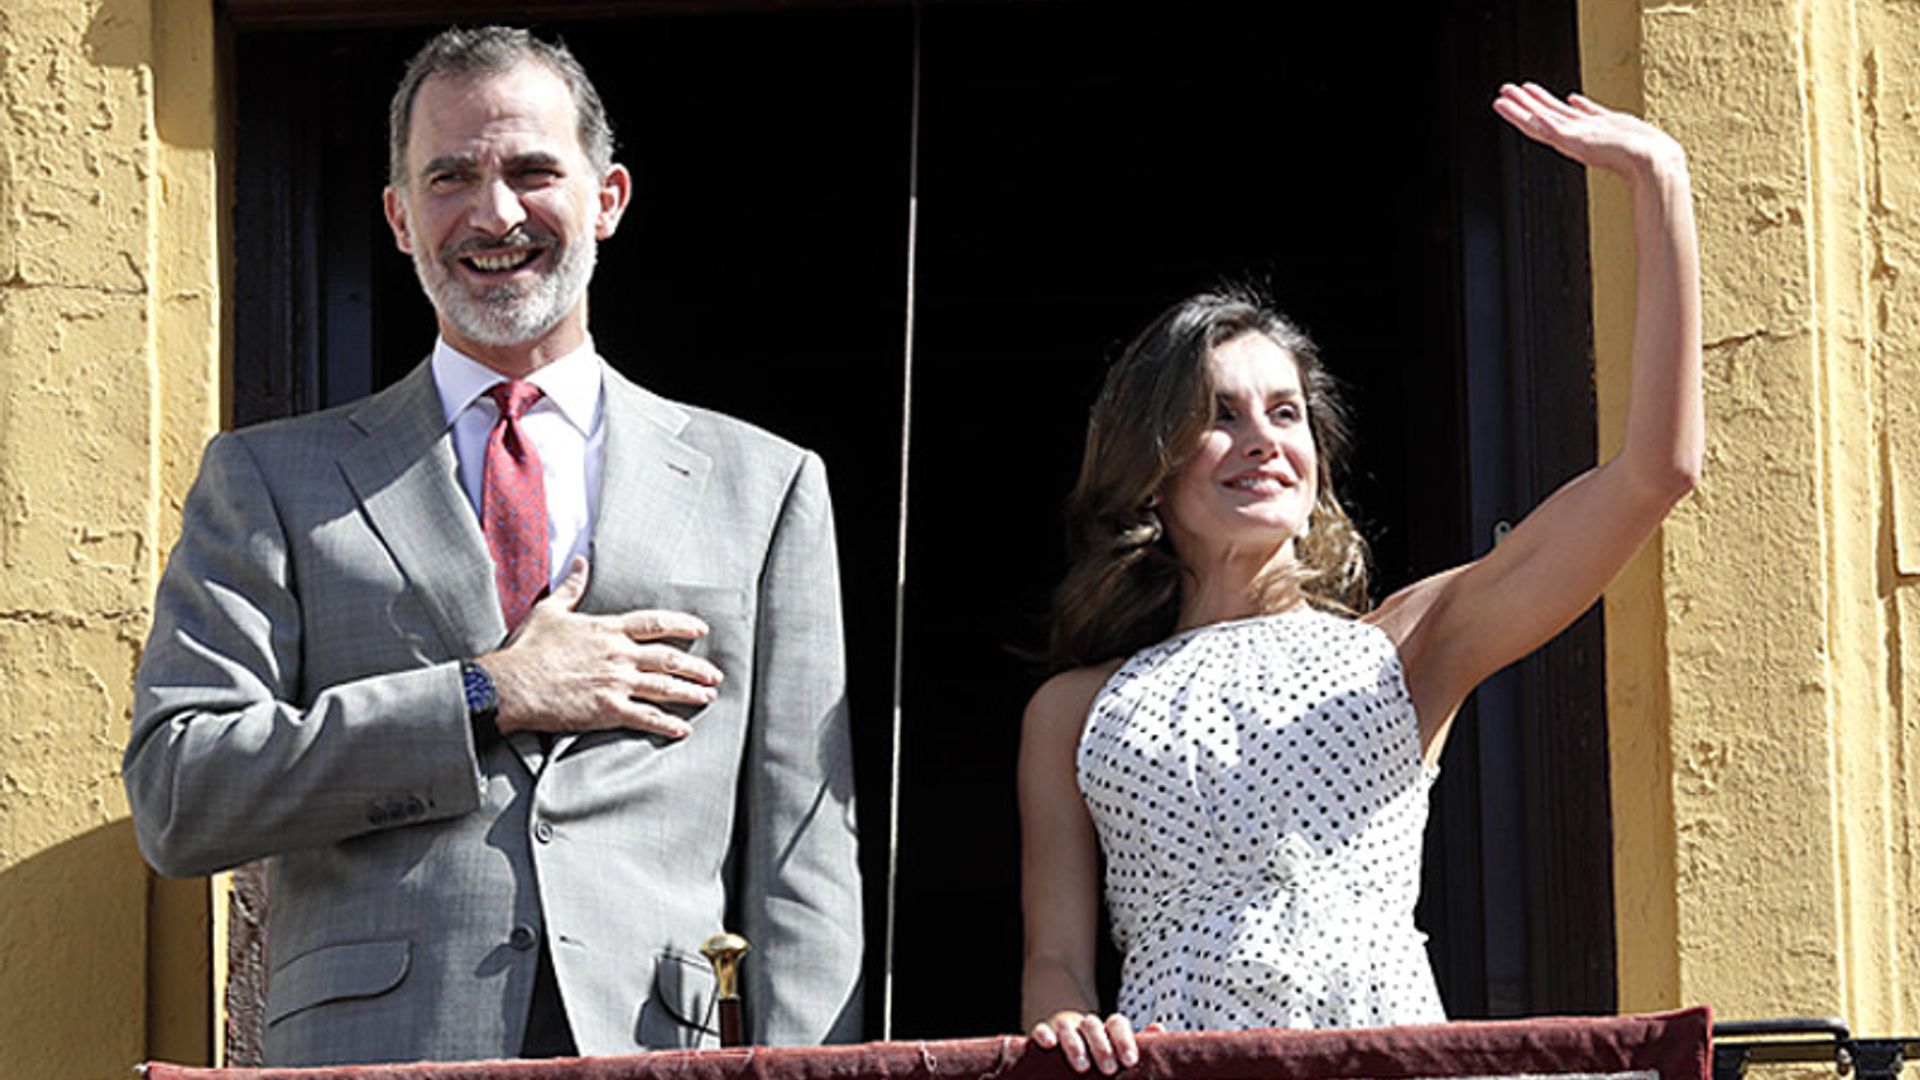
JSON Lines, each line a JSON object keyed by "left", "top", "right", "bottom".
{"left": 547, "top": 556, "right": 591, "bottom": 609}
{"left": 632, "top": 643, "right": 722, "bottom": 687}
{"left": 617, "top": 608, "right": 710, "bottom": 642}
{"left": 628, "top": 671, "right": 719, "bottom": 707}
{"left": 612, "top": 699, "right": 693, "bottom": 740}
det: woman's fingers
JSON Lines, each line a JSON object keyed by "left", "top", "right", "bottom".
{"left": 1518, "top": 81, "right": 1581, "bottom": 120}
{"left": 1496, "top": 79, "right": 1684, "bottom": 182}
{"left": 1491, "top": 86, "right": 1553, "bottom": 137}
{"left": 1107, "top": 1013, "right": 1142, "bottom": 1068}
{"left": 1057, "top": 1019, "right": 1091, "bottom": 1072}
{"left": 1032, "top": 1012, "right": 1152, "bottom": 1073}
{"left": 1031, "top": 1012, "right": 1148, "bottom": 1073}
{"left": 1494, "top": 80, "right": 1653, "bottom": 175}
{"left": 1567, "top": 91, "right": 1607, "bottom": 116}
{"left": 1078, "top": 1013, "right": 1118, "bottom": 1074}
{"left": 1035, "top": 1012, "right": 1092, "bottom": 1072}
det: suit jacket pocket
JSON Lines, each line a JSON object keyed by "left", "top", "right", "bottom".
{"left": 265, "top": 940, "right": 411, "bottom": 1026}
{"left": 636, "top": 947, "right": 719, "bottom": 1049}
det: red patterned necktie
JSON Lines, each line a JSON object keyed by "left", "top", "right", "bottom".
{"left": 482, "top": 380, "right": 549, "bottom": 632}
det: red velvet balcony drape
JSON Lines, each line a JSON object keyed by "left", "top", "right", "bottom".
{"left": 141, "top": 1008, "right": 1710, "bottom": 1080}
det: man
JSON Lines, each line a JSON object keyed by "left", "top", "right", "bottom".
{"left": 125, "top": 26, "right": 862, "bottom": 1066}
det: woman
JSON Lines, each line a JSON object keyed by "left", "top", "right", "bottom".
{"left": 1020, "top": 82, "right": 1700, "bottom": 1073}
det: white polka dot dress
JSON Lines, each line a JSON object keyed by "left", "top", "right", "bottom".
{"left": 1076, "top": 608, "right": 1445, "bottom": 1031}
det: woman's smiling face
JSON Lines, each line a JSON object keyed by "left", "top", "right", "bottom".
{"left": 1158, "top": 331, "right": 1319, "bottom": 565}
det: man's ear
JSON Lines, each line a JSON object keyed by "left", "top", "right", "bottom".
{"left": 383, "top": 186, "right": 414, "bottom": 254}
{"left": 595, "top": 163, "right": 633, "bottom": 240}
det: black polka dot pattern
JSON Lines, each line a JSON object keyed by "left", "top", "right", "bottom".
{"left": 1076, "top": 609, "right": 1445, "bottom": 1031}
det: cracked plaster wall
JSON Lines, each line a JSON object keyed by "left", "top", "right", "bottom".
{"left": 0, "top": 0, "right": 220, "bottom": 1076}
{"left": 1587, "top": 0, "right": 1918, "bottom": 1031}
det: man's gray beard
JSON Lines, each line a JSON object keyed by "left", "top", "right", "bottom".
{"left": 413, "top": 233, "right": 596, "bottom": 348}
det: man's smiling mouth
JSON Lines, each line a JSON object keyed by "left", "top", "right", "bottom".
{"left": 461, "top": 247, "right": 544, "bottom": 274}
{"left": 445, "top": 228, "right": 554, "bottom": 276}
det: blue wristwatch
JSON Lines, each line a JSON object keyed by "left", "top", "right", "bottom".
{"left": 460, "top": 660, "right": 500, "bottom": 744}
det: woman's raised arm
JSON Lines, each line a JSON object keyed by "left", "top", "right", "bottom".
{"left": 1374, "top": 82, "right": 1703, "bottom": 758}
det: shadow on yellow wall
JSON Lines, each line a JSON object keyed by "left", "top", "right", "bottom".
{"left": 0, "top": 820, "right": 210, "bottom": 1078}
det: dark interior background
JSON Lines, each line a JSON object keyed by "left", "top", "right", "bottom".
{"left": 232, "top": 0, "right": 1612, "bottom": 1043}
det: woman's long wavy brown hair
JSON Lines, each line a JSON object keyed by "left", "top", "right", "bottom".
{"left": 1048, "top": 287, "right": 1370, "bottom": 670}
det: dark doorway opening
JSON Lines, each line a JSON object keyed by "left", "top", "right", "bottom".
{"left": 230, "top": 0, "right": 1611, "bottom": 1049}
{"left": 891, "top": 0, "right": 1609, "bottom": 1036}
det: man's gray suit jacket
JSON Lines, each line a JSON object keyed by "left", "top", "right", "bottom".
{"left": 124, "top": 360, "right": 863, "bottom": 1066}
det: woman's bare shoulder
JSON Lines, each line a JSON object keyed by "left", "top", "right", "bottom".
{"left": 1025, "top": 660, "right": 1127, "bottom": 734}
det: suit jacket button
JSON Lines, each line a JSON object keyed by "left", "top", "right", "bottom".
{"left": 403, "top": 796, "right": 426, "bottom": 818}
{"left": 533, "top": 820, "right": 554, "bottom": 843}
{"left": 509, "top": 925, "right": 538, "bottom": 951}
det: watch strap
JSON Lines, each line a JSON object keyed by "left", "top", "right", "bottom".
{"left": 460, "top": 660, "right": 501, "bottom": 747}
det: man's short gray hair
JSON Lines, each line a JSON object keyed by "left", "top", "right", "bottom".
{"left": 388, "top": 26, "right": 616, "bottom": 188}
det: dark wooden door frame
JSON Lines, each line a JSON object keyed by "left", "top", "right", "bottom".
{"left": 1426, "top": 0, "right": 1616, "bottom": 1017}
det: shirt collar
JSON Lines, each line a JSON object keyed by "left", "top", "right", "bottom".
{"left": 431, "top": 337, "right": 603, "bottom": 437}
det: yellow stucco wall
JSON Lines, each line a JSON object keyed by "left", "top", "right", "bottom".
{"left": 0, "top": 0, "right": 1914, "bottom": 1073}
{"left": 0, "top": 0, "right": 222, "bottom": 1076}
{"left": 1588, "top": 0, "right": 1917, "bottom": 1033}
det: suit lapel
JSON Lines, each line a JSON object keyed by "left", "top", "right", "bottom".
{"left": 582, "top": 368, "right": 713, "bottom": 612}
{"left": 338, "top": 363, "right": 555, "bottom": 773}
{"left": 339, "top": 362, "right": 508, "bottom": 661}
